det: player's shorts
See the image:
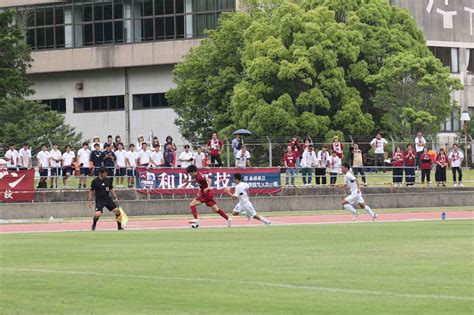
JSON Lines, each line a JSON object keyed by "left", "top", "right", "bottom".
{"left": 62, "top": 166, "right": 73, "bottom": 176}
{"left": 233, "top": 202, "right": 257, "bottom": 218}
{"left": 39, "top": 169, "right": 48, "bottom": 177}
{"left": 50, "top": 167, "right": 61, "bottom": 176}
{"left": 127, "top": 169, "right": 137, "bottom": 177}
{"left": 197, "top": 191, "right": 217, "bottom": 207}
{"left": 115, "top": 167, "right": 126, "bottom": 177}
{"left": 80, "top": 167, "right": 90, "bottom": 176}
{"left": 345, "top": 193, "right": 365, "bottom": 205}
{"left": 95, "top": 199, "right": 118, "bottom": 213}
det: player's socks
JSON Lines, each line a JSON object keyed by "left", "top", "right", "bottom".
{"left": 217, "top": 209, "right": 229, "bottom": 220}
{"left": 343, "top": 204, "right": 357, "bottom": 214}
{"left": 258, "top": 217, "right": 271, "bottom": 224}
{"left": 364, "top": 206, "right": 375, "bottom": 218}
{"left": 116, "top": 215, "right": 124, "bottom": 230}
{"left": 191, "top": 205, "right": 198, "bottom": 219}
{"left": 91, "top": 216, "right": 99, "bottom": 230}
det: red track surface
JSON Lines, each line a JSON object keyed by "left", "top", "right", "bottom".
{"left": 0, "top": 211, "right": 472, "bottom": 234}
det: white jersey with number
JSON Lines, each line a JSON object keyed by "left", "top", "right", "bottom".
{"left": 235, "top": 150, "right": 250, "bottom": 168}
{"left": 344, "top": 171, "right": 364, "bottom": 204}
{"left": 370, "top": 138, "right": 387, "bottom": 154}
{"left": 233, "top": 182, "right": 257, "bottom": 217}
{"left": 448, "top": 150, "right": 464, "bottom": 168}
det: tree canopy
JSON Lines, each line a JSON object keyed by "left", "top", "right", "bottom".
{"left": 0, "top": 10, "right": 81, "bottom": 150}
{"left": 167, "top": 0, "right": 461, "bottom": 141}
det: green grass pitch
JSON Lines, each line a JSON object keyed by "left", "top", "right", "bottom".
{"left": 1, "top": 220, "right": 473, "bottom": 314}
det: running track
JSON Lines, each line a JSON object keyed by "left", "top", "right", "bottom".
{"left": 0, "top": 211, "right": 472, "bottom": 234}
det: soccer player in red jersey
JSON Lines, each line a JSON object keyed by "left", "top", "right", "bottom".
{"left": 186, "top": 165, "right": 232, "bottom": 228}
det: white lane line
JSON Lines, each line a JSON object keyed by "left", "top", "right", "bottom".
{"left": 0, "top": 217, "right": 473, "bottom": 234}
{"left": 1, "top": 267, "right": 472, "bottom": 302}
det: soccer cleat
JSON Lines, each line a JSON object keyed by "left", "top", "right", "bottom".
{"left": 189, "top": 218, "right": 199, "bottom": 224}
{"left": 91, "top": 223, "right": 96, "bottom": 231}
{"left": 453, "top": 183, "right": 458, "bottom": 187}
{"left": 227, "top": 217, "right": 233, "bottom": 227}
{"left": 118, "top": 227, "right": 124, "bottom": 230}
{"left": 264, "top": 220, "right": 271, "bottom": 226}
{"left": 459, "top": 183, "right": 464, "bottom": 187}
{"left": 372, "top": 214, "right": 378, "bottom": 222}
{"left": 352, "top": 212, "right": 359, "bottom": 221}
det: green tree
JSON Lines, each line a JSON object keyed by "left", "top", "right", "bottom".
{"left": 168, "top": 0, "right": 461, "bottom": 141}
{"left": 0, "top": 10, "right": 81, "bottom": 149}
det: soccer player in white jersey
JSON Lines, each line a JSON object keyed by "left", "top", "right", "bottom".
{"left": 224, "top": 173, "right": 271, "bottom": 225}
{"left": 339, "top": 163, "right": 377, "bottom": 221}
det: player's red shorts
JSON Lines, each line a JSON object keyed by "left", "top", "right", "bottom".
{"left": 197, "top": 190, "right": 217, "bottom": 207}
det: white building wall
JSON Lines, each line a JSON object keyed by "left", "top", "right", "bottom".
{"left": 28, "top": 65, "right": 184, "bottom": 145}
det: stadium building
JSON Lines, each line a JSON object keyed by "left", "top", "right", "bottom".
{"left": 0, "top": 0, "right": 472, "bottom": 145}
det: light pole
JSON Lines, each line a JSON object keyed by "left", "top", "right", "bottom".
{"left": 460, "top": 111, "right": 471, "bottom": 168}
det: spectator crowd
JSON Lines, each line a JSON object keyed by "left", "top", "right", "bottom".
{"left": 0, "top": 131, "right": 467, "bottom": 189}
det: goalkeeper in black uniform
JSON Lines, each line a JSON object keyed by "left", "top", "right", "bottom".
{"left": 88, "top": 167, "right": 124, "bottom": 231}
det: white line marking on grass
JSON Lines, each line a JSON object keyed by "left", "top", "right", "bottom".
{"left": 1, "top": 268, "right": 473, "bottom": 302}
{"left": 0, "top": 217, "right": 472, "bottom": 234}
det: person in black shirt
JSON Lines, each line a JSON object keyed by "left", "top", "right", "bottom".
{"left": 102, "top": 143, "right": 116, "bottom": 176}
{"left": 90, "top": 143, "right": 103, "bottom": 176}
{"left": 88, "top": 167, "right": 123, "bottom": 231}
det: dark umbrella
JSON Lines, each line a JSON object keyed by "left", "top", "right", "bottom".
{"left": 233, "top": 129, "right": 252, "bottom": 136}
{"left": 233, "top": 129, "right": 252, "bottom": 144}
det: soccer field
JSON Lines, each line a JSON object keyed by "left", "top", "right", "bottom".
{"left": 1, "top": 220, "right": 473, "bottom": 314}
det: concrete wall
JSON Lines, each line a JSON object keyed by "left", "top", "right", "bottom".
{"left": 1, "top": 188, "right": 473, "bottom": 219}
{"left": 0, "top": 0, "right": 64, "bottom": 7}
{"left": 28, "top": 40, "right": 201, "bottom": 74}
{"left": 28, "top": 64, "right": 184, "bottom": 145}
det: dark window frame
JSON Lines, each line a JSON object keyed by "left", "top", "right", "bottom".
{"left": 133, "top": 93, "right": 169, "bottom": 110}
{"left": 74, "top": 95, "right": 125, "bottom": 113}
{"left": 39, "top": 98, "right": 67, "bottom": 113}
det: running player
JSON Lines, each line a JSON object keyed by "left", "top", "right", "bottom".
{"left": 339, "top": 163, "right": 377, "bottom": 221}
{"left": 186, "top": 165, "right": 232, "bottom": 228}
{"left": 224, "top": 173, "right": 271, "bottom": 225}
{"left": 88, "top": 166, "right": 124, "bottom": 231}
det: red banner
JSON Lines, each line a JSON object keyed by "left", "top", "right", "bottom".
{"left": 0, "top": 169, "right": 35, "bottom": 202}
{"left": 135, "top": 167, "right": 282, "bottom": 195}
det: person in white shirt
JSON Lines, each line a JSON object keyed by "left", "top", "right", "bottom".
{"left": 4, "top": 143, "right": 19, "bottom": 171}
{"left": 114, "top": 142, "right": 127, "bottom": 188}
{"left": 414, "top": 131, "right": 426, "bottom": 168}
{"left": 61, "top": 145, "right": 75, "bottom": 188}
{"left": 235, "top": 145, "right": 251, "bottom": 168}
{"left": 339, "top": 163, "right": 377, "bottom": 221}
{"left": 18, "top": 143, "right": 32, "bottom": 169}
{"left": 49, "top": 143, "right": 62, "bottom": 189}
{"left": 77, "top": 142, "right": 91, "bottom": 189}
{"left": 36, "top": 144, "right": 50, "bottom": 188}
{"left": 178, "top": 145, "right": 194, "bottom": 169}
{"left": 328, "top": 150, "right": 341, "bottom": 186}
{"left": 126, "top": 144, "right": 139, "bottom": 188}
{"left": 370, "top": 133, "right": 388, "bottom": 172}
{"left": 316, "top": 146, "right": 328, "bottom": 186}
{"left": 300, "top": 145, "right": 317, "bottom": 187}
{"left": 448, "top": 143, "right": 464, "bottom": 187}
{"left": 150, "top": 144, "right": 164, "bottom": 168}
{"left": 224, "top": 173, "right": 271, "bottom": 225}
{"left": 193, "top": 146, "right": 206, "bottom": 168}
{"left": 138, "top": 143, "right": 152, "bottom": 167}
{"left": 136, "top": 135, "right": 145, "bottom": 153}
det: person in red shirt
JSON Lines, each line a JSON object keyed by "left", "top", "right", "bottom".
{"left": 206, "top": 132, "right": 223, "bottom": 167}
{"left": 420, "top": 147, "right": 433, "bottom": 186}
{"left": 435, "top": 148, "right": 448, "bottom": 187}
{"left": 392, "top": 146, "right": 404, "bottom": 187}
{"left": 186, "top": 165, "right": 232, "bottom": 228}
{"left": 330, "top": 136, "right": 344, "bottom": 159}
{"left": 404, "top": 144, "right": 416, "bottom": 187}
{"left": 289, "top": 137, "right": 302, "bottom": 165}
{"left": 283, "top": 146, "right": 298, "bottom": 187}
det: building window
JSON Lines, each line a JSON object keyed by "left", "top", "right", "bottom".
{"left": 429, "top": 47, "right": 459, "bottom": 73}
{"left": 40, "top": 98, "right": 66, "bottom": 113}
{"left": 74, "top": 95, "right": 125, "bottom": 112}
{"left": 441, "top": 110, "right": 461, "bottom": 132}
{"left": 15, "top": 0, "right": 235, "bottom": 51}
{"left": 133, "top": 93, "right": 169, "bottom": 109}
{"left": 467, "top": 49, "right": 474, "bottom": 74}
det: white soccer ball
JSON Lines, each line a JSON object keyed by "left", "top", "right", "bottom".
{"left": 191, "top": 223, "right": 199, "bottom": 229}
